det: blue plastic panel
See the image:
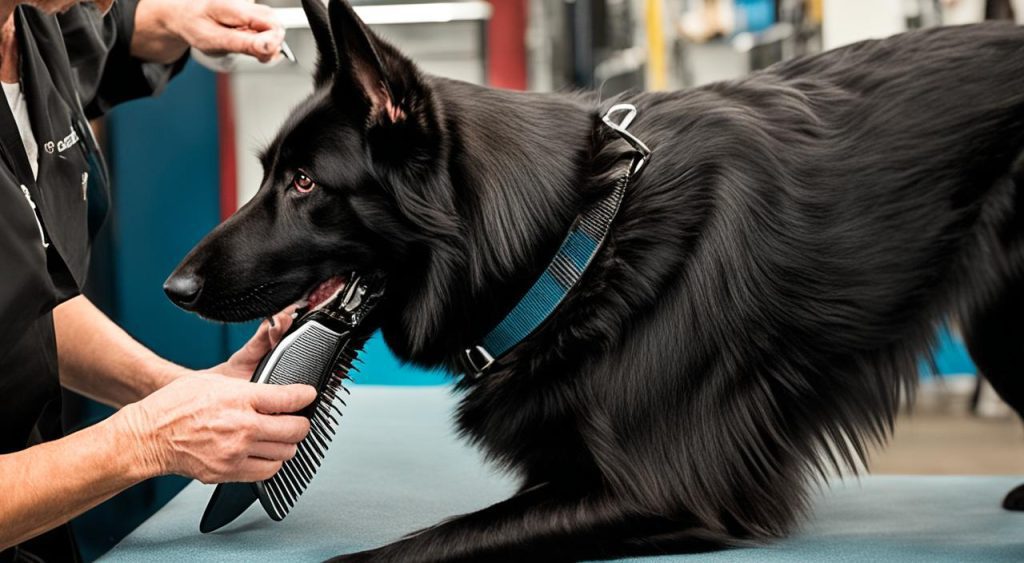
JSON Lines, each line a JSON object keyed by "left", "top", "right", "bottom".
{"left": 734, "top": 0, "right": 776, "bottom": 33}
{"left": 921, "top": 325, "right": 977, "bottom": 378}
{"left": 107, "top": 61, "right": 225, "bottom": 369}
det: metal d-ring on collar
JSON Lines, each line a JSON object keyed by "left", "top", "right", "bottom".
{"left": 602, "top": 104, "right": 652, "bottom": 174}
{"left": 460, "top": 103, "right": 652, "bottom": 378}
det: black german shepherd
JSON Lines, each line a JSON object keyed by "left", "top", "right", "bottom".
{"left": 165, "top": 0, "right": 1024, "bottom": 560}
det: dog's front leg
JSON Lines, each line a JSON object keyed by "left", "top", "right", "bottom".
{"left": 326, "top": 483, "right": 723, "bottom": 563}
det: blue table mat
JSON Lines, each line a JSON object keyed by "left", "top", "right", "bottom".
{"left": 101, "top": 386, "right": 1024, "bottom": 562}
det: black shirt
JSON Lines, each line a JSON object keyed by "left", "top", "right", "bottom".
{"left": 0, "top": 3, "right": 183, "bottom": 561}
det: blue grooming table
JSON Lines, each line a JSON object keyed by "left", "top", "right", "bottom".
{"left": 101, "top": 386, "right": 1024, "bottom": 562}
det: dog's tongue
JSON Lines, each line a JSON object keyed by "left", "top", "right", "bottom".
{"left": 307, "top": 276, "right": 347, "bottom": 310}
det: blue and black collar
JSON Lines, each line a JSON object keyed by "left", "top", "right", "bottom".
{"left": 460, "top": 104, "right": 652, "bottom": 378}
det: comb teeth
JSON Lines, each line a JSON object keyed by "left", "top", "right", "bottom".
{"left": 200, "top": 277, "right": 384, "bottom": 534}
{"left": 255, "top": 321, "right": 368, "bottom": 521}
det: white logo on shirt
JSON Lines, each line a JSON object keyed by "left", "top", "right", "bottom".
{"left": 44, "top": 141, "right": 54, "bottom": 154}
{"left": 54, "top": 127, "right": 80, "bottom": 153}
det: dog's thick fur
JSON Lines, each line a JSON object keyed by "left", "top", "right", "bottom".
{"left": 166, "top": 1, "right": 1024, "bottom": 560}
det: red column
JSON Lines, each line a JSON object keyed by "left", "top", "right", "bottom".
{"left": 488, "top": 0, "right": 528, "bottom": 90}
{"left": 215, "top": 74, "right": 238, "bottom": 221}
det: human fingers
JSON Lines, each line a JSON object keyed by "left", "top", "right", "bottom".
{"left": 251, "top": 413, "right": 312, "bottom": 444}
{"left": 249, "top": 383, "right": 317, "bottom": 414}
{"left": 248, "top": 441, "right": 300, "bottom": 462}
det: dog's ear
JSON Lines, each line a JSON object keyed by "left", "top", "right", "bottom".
{"left": 320, "top": 0, "right": 449, "bottom": 240}
{"left": 327, "top": 0, "right": 419, "bottom": 126}
{"left": 301, "top": 0, "right": 335, "bottom": 86}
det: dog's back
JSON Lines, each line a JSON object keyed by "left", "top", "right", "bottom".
{"left": 608, "top": 22, "right": 1024, "bottom": 344}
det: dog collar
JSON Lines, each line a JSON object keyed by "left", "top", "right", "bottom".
{"left": 460, "top": 104, "right": 652, "bottom": 378}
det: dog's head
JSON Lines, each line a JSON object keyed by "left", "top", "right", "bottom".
{"left": 165, "top": 0, "right": 455, "bottom": 323}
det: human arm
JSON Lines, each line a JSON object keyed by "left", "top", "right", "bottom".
{"left": 54, "top": 295, "right": 180, "bottom": 408}
{"left": 60, "top": 0, "right": 286, "bottom": 118}
{"left": 54, "top": 295, "right": 295, "bottom": 407}
{"left": 0, "top": 407, "right": 145, "bottom": 550}
{"left": 131, "top": 0, "right": 286, "bottom": 65}
{"left": 0, "top": 373, "right": 314, "bottom": 550}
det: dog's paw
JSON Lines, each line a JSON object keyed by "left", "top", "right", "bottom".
{"left": 1002, "top": 483, "right": 1024, "bottom": 511}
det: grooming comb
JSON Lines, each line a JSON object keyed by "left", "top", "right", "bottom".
{"left": 199, "top": 274, "right": 384, "bottom": 533}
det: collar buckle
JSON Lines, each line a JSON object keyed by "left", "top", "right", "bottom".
{"left": 602, "top": 103, "right": 652, "bottom": 175}
{"left": 461, "top": 345, "right": 496, "bottom": 379}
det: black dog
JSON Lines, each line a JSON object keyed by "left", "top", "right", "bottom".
{"left": 165, "top": 0, "right": 1024, "bottom": 560}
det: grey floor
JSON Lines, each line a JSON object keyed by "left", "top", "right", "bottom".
{"left": 102, "top": 386, "right": 1024, "bottom": 562}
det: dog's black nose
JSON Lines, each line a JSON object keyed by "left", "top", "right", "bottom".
{"left": 164, "top": 273, "right": 203, "bottom": 308}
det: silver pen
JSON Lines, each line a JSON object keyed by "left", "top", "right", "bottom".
{"left": 280, "top": 40, "right": 297, "bottom": 63}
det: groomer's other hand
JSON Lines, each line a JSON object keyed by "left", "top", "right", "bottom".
{"left": 133, "top": 0, "right": 286, "bottom": 64}
{"left": 117, "top": 374, "right": 314, "bottom": 483}
{"left": 205, "top": 307, "right": 297, "bottom": 380}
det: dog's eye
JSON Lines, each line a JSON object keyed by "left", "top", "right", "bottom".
{"left": 292, "top": 172, "right": 316, "bottom": 194}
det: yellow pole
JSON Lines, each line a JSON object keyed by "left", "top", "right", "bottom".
{"left": 645, "top": 0, "right": 667, "bottom": 91}
{"left": 809, "top": 0, "right": 823, "bottom": 24}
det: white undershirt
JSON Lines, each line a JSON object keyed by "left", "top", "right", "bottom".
{"left": 3, "top": 81, "right": 39, "bottom": 179}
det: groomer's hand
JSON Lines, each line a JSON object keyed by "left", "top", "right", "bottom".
{"left": 133, "top": 0, "right": 286, "bottom": 65}
{"left": 205, "top": 307, "right": 297, "bottom": 380}
{"left": 116, "top": 374, "right": 314, "bottom": 483}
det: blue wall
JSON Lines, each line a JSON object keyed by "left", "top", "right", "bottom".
{"left": 108, "top": 62, "right": 225, "bottom": 369}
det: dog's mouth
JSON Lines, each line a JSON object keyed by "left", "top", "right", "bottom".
{"left": 291, "top": 274, "right": 349, "bottom": 317}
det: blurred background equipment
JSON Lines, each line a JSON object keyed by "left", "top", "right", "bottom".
{"left": 72, "top": 0, "right": 1023, "bottom": 559}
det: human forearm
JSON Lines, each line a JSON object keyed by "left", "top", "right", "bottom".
{"left": 129, "top": 0, "right": 187, "bottom": 64}
{"left": 0, "top": 373, "right": 314, "bottom": 550}
{"left": 54, "top": 296, "right": 181, "bottom": 408}
{"left": 0, "top": 411, "right": 153, "bottom": 550}
{"left": 131, "top": 0, "right": 285, "bottom": 65}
